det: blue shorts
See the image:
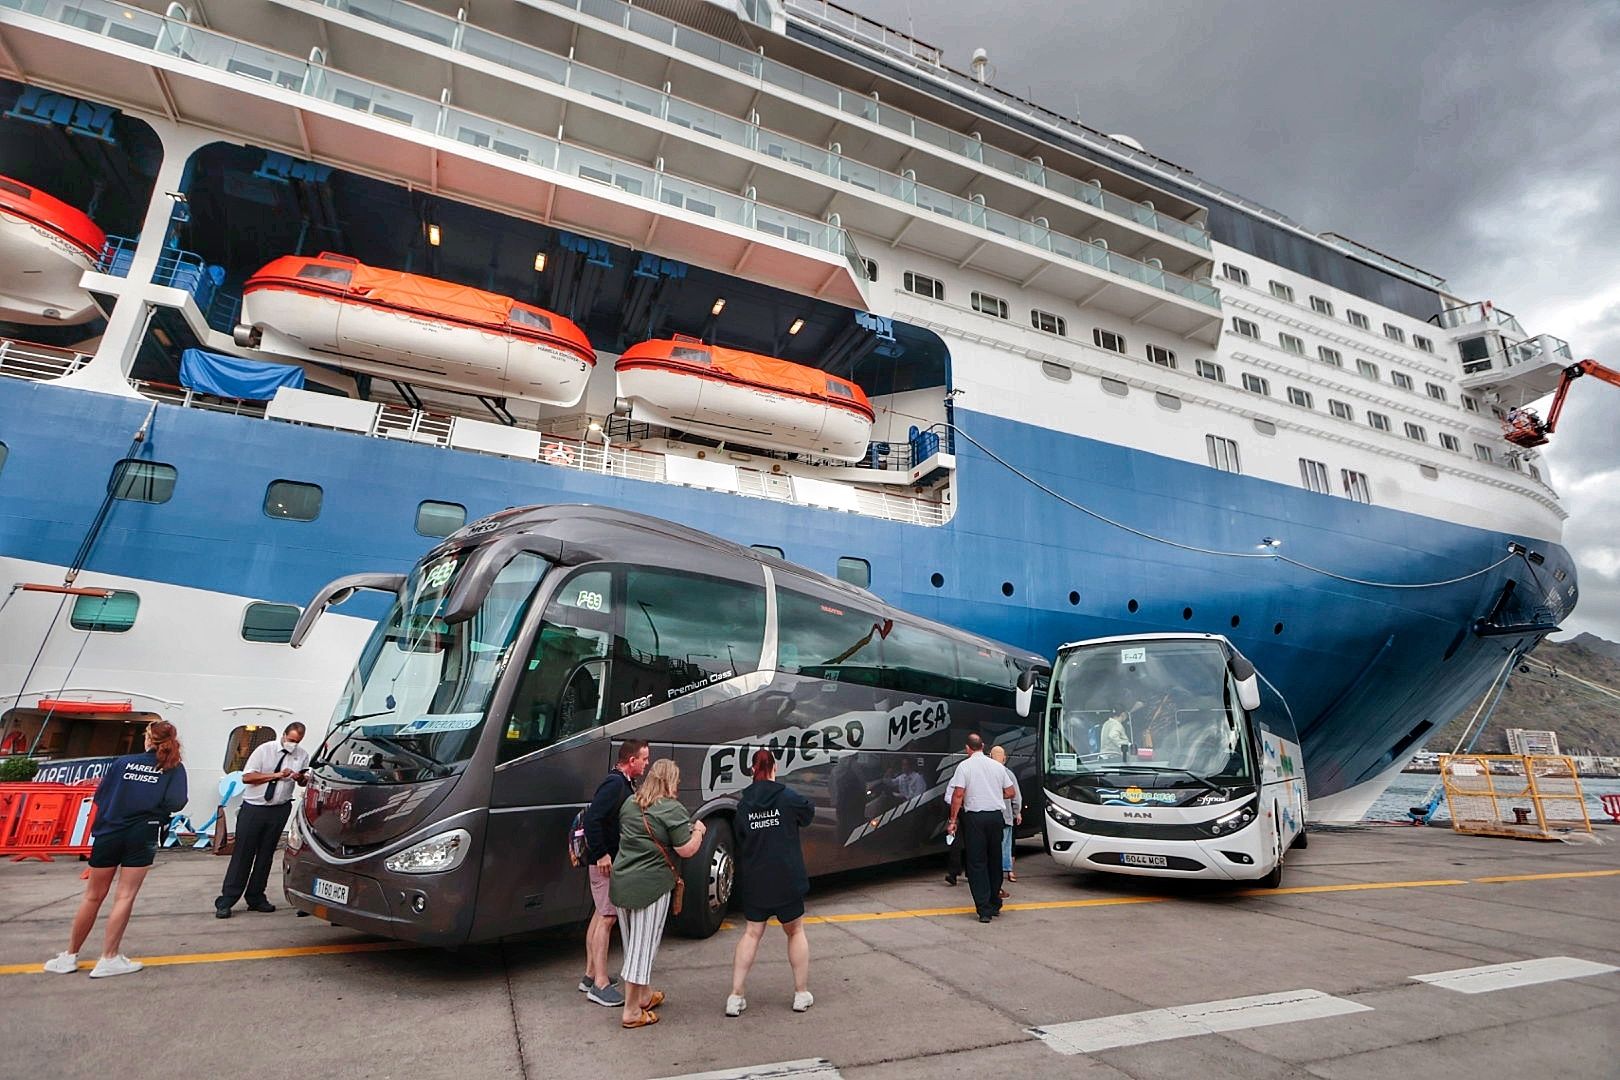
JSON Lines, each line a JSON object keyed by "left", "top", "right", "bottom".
{"left": 88, "top": 820, "right": 160, "bottom": 869}
{"left": 743, "top": 898, "right": 805, "bottom": 925}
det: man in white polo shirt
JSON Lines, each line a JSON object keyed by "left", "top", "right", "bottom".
{"left": 946, "top": 733, "right": 1016, "bottom": 923}
{"left": 215, "top": 721, "right": 310, "bottom": 918}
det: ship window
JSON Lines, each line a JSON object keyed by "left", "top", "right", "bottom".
{"left": 1392, "top": 371, "right": 1414, "bottom": 391}
{"left": 1474, "top": 443, "right": 1494, "bottom": 463}
{"left": 295, "top": 263, "right": 353, "bottom": 285}
{"left": 836, "top": 557, "right": 871, "bottom": 588}
{"left": 1031, "top": 309, "right": 1066, "bottom": 336}
{"left": 1529, "top": 462, "right": 1542, "bottom": 482}
{"left": 751, "top": 545, "right": 784, "bottom": 559}
{"left": 1100, "top": 377, "right": 1129, "bottom": 397}
{"left": 241, "top": 602, "right": 301, "bottom": 644}
{"left": 1440, "top": 433, "right": 1461, "bottom": 452}
{"left": 1145, "top": 344, "right": 1176, "bottom": 369}
{"left": 1221, "top": 263, "right": 1250, "bottom": 286}
{"left": 1419, "top": 464, "right": 1440, "bottom": 480}
{"left": 1426, "top": 382, "right": 1448, "bottom": 402}
{"left": 1505, "top": 455, "right": 1522, "bottom": 473}
{"left": 1268, "top": 281, "right": 1295, "bottom": 303}
{"left": 1356, "top": 358, "right": 1380, "bottom": 381}
{"left": 1405, "top": 422, "right": 1428, "bottom": 442}
{"left": 1155, "top": 392, "right": 1182, "bottom": 411}
{"left": 1205, "top": 435, "right": 1241, "bottom": 474}
{"left": 1383, "top": 323, "right": 1407, "bottom": 344}
{"left": 264, "top": 480, "right": 323, "bottom": 522}
{"left": 862, "top": 258, "right": 878, "bottom": 282}
{"left": 1299, "top": 458, "right": 1331, "bottom": 494}
{"left": 1287, "top": 387, "right": 1313, "bottom": 409}
{"left": 416, "top": 500, "right": 466, "bottom": 538}
{"left": 1347, "top": 310, "right": 1370, "bottom": 330}
{"left": 1041, "top": 361, "right": 1072, "bottom": 382}
{"left": 1414, "top": 335, "right": 1435, "bottom": 354}
{"left": 0, "top": 441, "right": 7, "bottom": 477}
{"left": 1318, "top": 346, "right": 1343, "bottom": 367}
{"left": 223, "top": 725, "right": 276, "bottom": 772}
{"left": 1278, "top": 333, "right": 1305, "bottom": 355}
{"left": 1195, "top": 358, "right": 1226, "bottom": 383}
{"left": 509, "top": 307, "right": 553, "bottom": 332}
{"left": 1367, "top": 411, "right": 1391, "bottom": 432}
{"left": 1329, "top": 399, "right": 1354, "bottom": 421}
{"left": 1462, "top": 395, "right": 1480, "bottom": 413}
{"left": 1230, "top": 317, "right": 1259, "bottom": 340}
{"left": 0, "top": 178, "right": 28, "bottom": 197}
{"left": 70, "top": 590, "right": 140, "bottom": 633}
{"left": 1309, "top": 296, "right": 1334, "bottom": 317}
{"left": 1241, "top": 373, "right": 1270, "bottom": 396}
{"left": 825, "top": 380, "right": 855, "bottom": 398}
{"left": 1092, "top": 328, "right": 1127, "bottom": 354}
{"left": 671, "top": 346, "right": 711, "bottom": 364}
{"left": 110, "top": 460, "right": 177, "bottom": 504}
{"left": 903, "top": 271, "right": 943, "bottom": 300}
{"left": 971, "top": 291, "right": 1008, "bottom": 319}
{"left": 1341, "top": 469, "right": 1372, "bottom": 503}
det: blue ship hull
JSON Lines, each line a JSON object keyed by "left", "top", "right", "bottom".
{"left": 0, "top": 377, "right": 1576, "bottom": 802}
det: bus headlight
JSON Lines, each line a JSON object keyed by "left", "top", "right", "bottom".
{"left": 1047, "top": 804, "right": 1083, "bottom": 831}
{"left": 285, "top": 820, "right": 304, "bottom": 853}
{"left": 1203, "top": 800, "right": 1258, "bottom": 836}
{"left": 384, "top": 828, "right": 472, "bottom": 874}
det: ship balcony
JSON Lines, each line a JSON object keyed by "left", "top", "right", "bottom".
{"left": 0, "top": 0, "right": 870, "bottom": 308}
{"left": 1431, "top": 300, "right": 1528, "bottom": 339}
{"left": 1459, "top": 333, "right": 1574, "bottom": 399}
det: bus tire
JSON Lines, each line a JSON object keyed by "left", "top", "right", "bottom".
{"left": 1291, "top": 826, "right": 1309, "bottom": 850}
{"left": 672, "top": 816, "right": 734, "bottom": 939}
{"left": 1258, "top": 821, "right": 1284, "bottom": 889}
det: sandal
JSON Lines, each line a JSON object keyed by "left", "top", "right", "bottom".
{"left": 622, "top": 1009, "right": 659, "bottom": 1029}
{"left": 642, "top": 990, "right": 665, "bottom": 1010}
{"left": 1006, "top": 872, "right": 1018, "bottom": 882}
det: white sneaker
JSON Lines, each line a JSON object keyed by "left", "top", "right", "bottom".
{"left": 43, "top": 951, "right": 79, "bottom": 974}
{"left": 725, "top": 994, "right": 747, "bottom": 1017}
{"left": 88, "top": 954, "right": 143, "bottom": 979}
{"left": 793, "top": 990, "right": 814, "bottom": 1012}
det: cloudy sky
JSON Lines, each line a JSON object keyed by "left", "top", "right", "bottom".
{"left": 852, "top": 0, "right": 1619, "bottom": 642}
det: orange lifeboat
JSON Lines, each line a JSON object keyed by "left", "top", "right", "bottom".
{"left": 237, "top": 253, "right": 595, "bottom": 406}
{"left": 0, "top": 175, "right": 106, "bottom": 325}
{"left": 616, "top": 338, "right": 874, "bottom": 461}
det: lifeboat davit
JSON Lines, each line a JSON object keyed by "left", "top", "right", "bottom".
{"left": 237, "top": 253, "right": 595, "bottom": 406}
{"left": 0, "top": 175, "right": 106, "bottom": 325}
{"left": 616, "top": 338, "right": 874, "bottom": 462}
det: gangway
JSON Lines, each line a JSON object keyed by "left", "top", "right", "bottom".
{"left": 1503, "top": 358, "right": 1620, "bottom": 448}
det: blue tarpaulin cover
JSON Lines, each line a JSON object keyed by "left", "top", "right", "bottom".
{"left": 179, "top": 349, "right": 305, "bottom": 400}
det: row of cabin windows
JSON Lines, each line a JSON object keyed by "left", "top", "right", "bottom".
{"left": 1221, "top": 264, "right": 1433, "bottom": 352}
{"left": 68, "top": 591, "right": 301, "bottom": 642}
{"left": 1296, "top": 459, "right": 1373, "bottom": 502}
{"left": 108, "top": 460, "right": 469, "bottom": 537}
{"left": 1230, "top": 317, "right": 1438, "bottom": 399}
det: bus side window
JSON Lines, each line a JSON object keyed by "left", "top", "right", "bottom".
{"left": 500, "top": 570, "right": 614, "bottom": 762}
{"left": 956, "top": 643, "right": 1017, "bottom": 707}
{"left": 616, "top": 568, "right": 766, "bottom": 709}
{"left": 774, "top": 588, "right": 883, "bottom": 685}
{"left": 878, "top": 621, "right": 959, "bottom": 697}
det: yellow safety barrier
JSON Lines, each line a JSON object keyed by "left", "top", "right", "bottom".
{"left": 1440, "top": 754, "right": 1592, "bottom": 840}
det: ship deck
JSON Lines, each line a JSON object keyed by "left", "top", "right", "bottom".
{"left": 4, "top": 826, "right": 1616, "bottom": 1078}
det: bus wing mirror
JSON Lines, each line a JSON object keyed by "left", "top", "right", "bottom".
{"left": 1014, "top": 669, "right": 1036, "bottom": 718}
{"left": 290, "top": 572, "right": 407, "bottom": 648}
{"left": 1227, "top": 650, "right": 1262, "bottom": 711}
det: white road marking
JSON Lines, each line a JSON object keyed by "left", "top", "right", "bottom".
{"left": 650, "top": 1060, "right": 843, "bottom": 1080}
{"left": 1030, "top": 989, "right": 1372, "bottom": 1055}
{"left": 1410, "top": 956, "right": 1620, "bottom": 994}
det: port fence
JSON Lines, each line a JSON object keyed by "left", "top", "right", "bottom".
{"left": 0, "top": 781, "right": 100, "bottom": 861}
{"left": 1440, "top": 754, "right": 1592, "bottom": 840}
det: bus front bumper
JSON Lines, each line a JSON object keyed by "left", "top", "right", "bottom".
{"left": 1045, "top": 815, "right": 1274, "bottom": 882}
{"left": 283, "top": 847, "right": 478, "bottom": 946}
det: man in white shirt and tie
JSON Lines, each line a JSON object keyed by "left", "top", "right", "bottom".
{"left": 946, "top": 733, "right": 1017, "bottom": 923}
{"left": 215, "top": 722, "right": 310, "bottom": 918}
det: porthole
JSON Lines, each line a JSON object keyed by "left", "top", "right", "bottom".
{"left": 1273, "top": 622, "right": 1284, "bottom": 635}
{"left": 1230, "top": 615, "right": 1241, "bottom": 628}
{"left": 930, "top": 572, "right": 944, "bottom": 588}
{"left": 1127, "top": 598, "right": 1139, "bottom": 613}
{"left": 1001, "top": 581, "right": 1015, "bottom": 597}
{"left": 1182, "top": 606, "right": 1193, "bottom": 620}
{"left": 1068, "top": 590, "right": 1080, "bottom": 606}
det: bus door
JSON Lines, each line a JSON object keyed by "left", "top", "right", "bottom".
{"left": 476, "top": 567, "right": 618, "bottom": 939}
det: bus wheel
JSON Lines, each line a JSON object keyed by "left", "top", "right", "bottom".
{"left": 673, "top": 817, "right": 734, "bottom": 939}
{"left": 1291, "top": 824, "right": 1309, "bottom": 850}
{"left": 1258, "top": 822, "right": 1284, "bottom": 889}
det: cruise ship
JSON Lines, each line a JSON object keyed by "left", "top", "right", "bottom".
{"left": 0, "top": 0, "right": 1581, "bottom": 822}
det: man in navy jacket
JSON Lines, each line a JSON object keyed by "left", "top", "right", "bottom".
{"left": 578, "top": 739, "right": 649, "bottom": 1006}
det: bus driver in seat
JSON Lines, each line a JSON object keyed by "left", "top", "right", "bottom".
{"left": 1099, "top": 708, "right": 1131, "bottom": 760}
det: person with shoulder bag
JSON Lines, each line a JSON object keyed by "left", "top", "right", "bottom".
{"left": 608, "top": 758, "right": 705, "bottom": 1029}
{"left": 575, "top": 739, "right": 650, "bottom": 1008}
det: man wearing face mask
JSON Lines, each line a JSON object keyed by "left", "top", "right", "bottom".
{"left": 215, "top": 722, "right": 310, "bottom": 918}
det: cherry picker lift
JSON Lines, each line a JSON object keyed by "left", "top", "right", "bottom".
{"left": 1502, "top": 358, "right": 1620, "bottom": 448}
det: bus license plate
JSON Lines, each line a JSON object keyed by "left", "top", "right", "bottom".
{"left": 313, "top": 878, "right": 350, "bottom": 905}
{"left": 1121, "top": 853, "right": 1168, "bottom": 868}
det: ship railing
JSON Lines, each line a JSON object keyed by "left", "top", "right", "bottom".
{"left": 782, "top": 0, "right": 944, "bottom": 67}
{"left": 1430, "top": 300, "right": 1528, "bottom": 338}
{"left": 317, "top": 0, "right": 1210, "bottom": 252}
{"left": 131, "top": 379, "right": 269, "bottom": 418}
{"left": 0, "top": 339, "right": 90, "bottom": 382}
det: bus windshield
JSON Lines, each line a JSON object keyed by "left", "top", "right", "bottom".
{"left": 314, "top": 550, "right": 549, "bottom": 783}
{"left": 1044, "top": 638, "right": 1252, "bottom": 792}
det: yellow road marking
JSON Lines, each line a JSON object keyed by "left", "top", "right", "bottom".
{"left": 1236, "top": 879, "right": 1470, "bottom": 897}
{"left": 0, "top": 940, "right": 412, "bottom": 977}
{"left": 1472, "top": 869, "right": 1620, "bottom": 884}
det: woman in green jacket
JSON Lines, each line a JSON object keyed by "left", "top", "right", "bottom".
{"left": 610, "top": 757, "right": 705, "bottom": 1028}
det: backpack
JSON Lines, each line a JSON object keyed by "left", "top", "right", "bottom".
{"left": 567, "top": 808, "right": 589, "bottom": 868}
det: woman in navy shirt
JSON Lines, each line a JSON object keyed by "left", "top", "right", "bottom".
{"left": 43, "top": 720, "right": 188, "bottom": 978}
{"left": 726, "top": 748, "right": 816, "bottom": 1017}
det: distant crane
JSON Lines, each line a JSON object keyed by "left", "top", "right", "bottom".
{"left": 1503, "top": 358, "right": 1620, "bottom": 448}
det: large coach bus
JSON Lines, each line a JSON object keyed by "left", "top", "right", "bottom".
{"left": 280, "top": 504, "right": 1045, "bottom": 944}
{"left": 1040, "top": 634, "right": 1307, "bottom": 887}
